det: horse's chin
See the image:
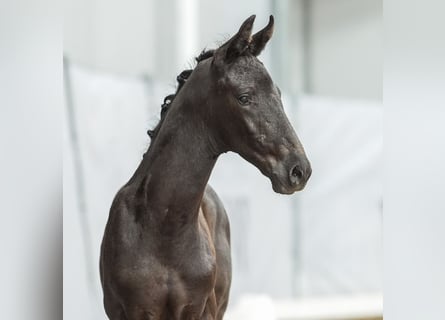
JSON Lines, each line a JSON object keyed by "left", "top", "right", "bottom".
{"left": 272, "top": 183, "right": 295, "bottom": 195}
{"left": 270, "top": 176, "right": 305, "bottom": 195}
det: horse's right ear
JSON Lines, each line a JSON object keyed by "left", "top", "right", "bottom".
{"left": 249, "top": 15, "right": 274, "bottom": 56}
{"left": 213, "top": 15, "right": 256, "bottom": 66}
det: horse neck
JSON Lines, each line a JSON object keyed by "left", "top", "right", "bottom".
{"left": 131, "top": 101, "right": 218, "bottom": 230}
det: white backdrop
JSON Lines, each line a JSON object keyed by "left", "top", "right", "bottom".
{"left": 296, "top": 96, "right": 382, "bottom": 295}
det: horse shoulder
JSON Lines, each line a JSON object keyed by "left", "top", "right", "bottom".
{"left": 101, "top": 187, "right": 155, "bottom": 281}
{"left": 201, "top": 185, "right": 230, "bottom": 240}
{"left": 201, "top": 185, "right": 232, "bottom": 316}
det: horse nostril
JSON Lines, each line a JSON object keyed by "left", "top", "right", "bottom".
{"left": 290, "top": 165, "right": 304, "bottom": 182}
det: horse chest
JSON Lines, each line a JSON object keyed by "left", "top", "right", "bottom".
{"left": 112, "top": 235, "right": 217, "bottom": 317}
{"left": 154, "top": 210, "right": 217, "bottom": 288}
{"left": 168, "top": 231, "right": 217, "bottom": 290}
{"left": 158, "top": 235, "right": 218, "bottom": 318}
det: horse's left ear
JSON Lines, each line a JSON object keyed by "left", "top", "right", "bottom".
{"left": 249, "top": 15, "right": 274, "bottom": 56}
{"left": 214, "top": 15, "right": 256, "bottom": 65}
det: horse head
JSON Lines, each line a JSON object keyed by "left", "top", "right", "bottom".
{"left": 200, "top": 15, "right": 312, "bottom": 194}
{"left": 158, "top": 15, "right": 311, "bottom": 194}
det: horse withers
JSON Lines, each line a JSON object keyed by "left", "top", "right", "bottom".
{"left": 100, "top": 15, "right": 311, "bottom": 320}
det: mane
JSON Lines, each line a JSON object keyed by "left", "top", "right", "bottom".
{"left": 146, "top": 49, "right": 215, "bottom": 141}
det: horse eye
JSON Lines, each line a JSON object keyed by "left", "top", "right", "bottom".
{"left": 238, "top": 94, "right": 250, "bottom": 105}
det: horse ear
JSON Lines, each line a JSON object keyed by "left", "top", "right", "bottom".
{"left": 249, "top": 15, "right": 274, "bottom": 56}
{"left": 214, "top": 15, "right": 256, "bottom": 64}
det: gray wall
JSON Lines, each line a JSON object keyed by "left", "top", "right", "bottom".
{"left": 64, "top": 0, "right": 382, "bottom": 100}
{"left": 64, "top": 0, "right": 156, "bottom": 76}
{"left": 308, "top": 0, "right": 382, "bottom": 100}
